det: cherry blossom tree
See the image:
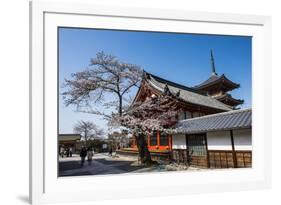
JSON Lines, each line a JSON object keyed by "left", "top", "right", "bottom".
{"left": 62, "top": 51, "right": 143, "bottom": 117}
{"left": 112, "top": 89, "right": 180, "bottom": 165}
{"left": 63, "top": 52, "right": 180, "bottom": 165}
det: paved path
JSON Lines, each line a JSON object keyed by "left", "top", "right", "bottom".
{"left": 59, "top": 153, "right": 150, "bottom": 176}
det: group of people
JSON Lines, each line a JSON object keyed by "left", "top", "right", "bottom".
{"left": 79, "top": 146, "right": 116, "bottom": 167}
{"left": 60, "top": 147, "right": 73, "bottom": 158}
{"left": 80, "top": 147, "right": 94, "bottom": 167}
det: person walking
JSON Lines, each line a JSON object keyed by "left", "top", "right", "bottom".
{"left": 109, "top": 146, "right": 113, "bottom": 156}
{"left": 69, "top": 147, "right": 73, "bottom": 157}
{"left": 60, "top": 147, "right": 65, "bottom": 158}
{"left": 87, "top": 147, "right": 94, "bottom": 165}
{"left": 66, "top": 147, "right": 70, "bottom": 157}
{"left": 80, "top": 146, "right": 87, "bottom": 167}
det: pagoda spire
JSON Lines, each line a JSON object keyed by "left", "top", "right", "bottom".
{"left": 210, "top": 49, "right": 217, "bottom": 76}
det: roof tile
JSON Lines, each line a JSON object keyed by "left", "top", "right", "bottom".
{"left": 174, "top": 109, "right": 251, "bottom": 134}
{"left": 146, "top": 72, "right": 232, "bottom": 111}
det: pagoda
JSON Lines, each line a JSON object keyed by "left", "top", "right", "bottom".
{"left": 194, "top": 50, "right": 244, "bottom": 109}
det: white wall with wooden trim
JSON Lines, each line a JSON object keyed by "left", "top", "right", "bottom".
{"left": 172, "top": 134, "right": 186, "bottom": 149}
{"left": 172, "top": 129, "right": 252, "bottom": 151}
{"left": 207, "top": 129, "right": 252, "bottom": 151}
{"left": 233, "top": 129, "right": 252, "bottom": 150}
{"left": 207, "top": 131, "right": 232, "bottom": 150}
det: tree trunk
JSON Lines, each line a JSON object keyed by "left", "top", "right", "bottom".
{"left": 135, "top": 132, "right": 153, "bottom": 166}
{"left": 118, "top": 94, "right": 122, "bottom": 116}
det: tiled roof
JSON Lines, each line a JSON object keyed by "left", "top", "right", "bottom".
{"left": 215, "top": 93, "right": 244, "bottom": 105}
{"left": 174, "top": 108, "right": 251, "bottom": 134}
{"left": 195, "top": 74, "right": 220, "bottom": 88}
{"left": 145, "top": 72, "right": 232, "bottom": 111}
{"left": 194, "top": 74, "right": 240, "bottom": 90}
{"left": 59, "top": 134, "right": 81, "bottom": 141}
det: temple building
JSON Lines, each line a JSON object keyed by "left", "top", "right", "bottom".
{"left": 118, "top": 51, "right": 251, "bottom": 168}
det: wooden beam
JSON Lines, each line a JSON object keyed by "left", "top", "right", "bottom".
{"left": 230, "top": 130, "right": 237, "bottom": 168}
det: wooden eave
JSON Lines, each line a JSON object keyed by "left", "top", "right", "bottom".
{"left": 132, "top": 80, "right": 162, "bottom": 103}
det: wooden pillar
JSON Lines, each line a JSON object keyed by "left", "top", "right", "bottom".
{"left": 168, "top": 135, "right": 172, "bottom": 150}
{"left": 185, "top": 134, "right": 190, "bottom": 165}
{"left": 230, "top": 130, "right": 237, "bottom": 168}
{"left": 133, "top": 135, "right": 136, "bottom": 147}
{"left": 157, "top": 131, "right": 160, "bottom": 147}
{"left": 204, "top": 133, "right": 210, "bottom": 168}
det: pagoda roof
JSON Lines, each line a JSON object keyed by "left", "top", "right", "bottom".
{"left": 194, "top": 73, "right": 240, "bottom": 91}
{"left": 215, "top": 93, "right": 244, "bottom": 106}
{"left": 142, "top": 71, "right": 232, "bottom": 112}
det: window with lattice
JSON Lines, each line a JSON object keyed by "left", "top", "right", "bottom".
{"left": 187, "top": 134, "right": 207, "bottom": 156}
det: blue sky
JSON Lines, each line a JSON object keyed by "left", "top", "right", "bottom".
{"left": 59, "top": 27, "right": 252, "bottom": 134}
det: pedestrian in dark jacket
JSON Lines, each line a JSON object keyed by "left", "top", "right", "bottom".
{"left": 109, "top": 146, "right": 113, "bottom": 156}
{"left": 80, "top": 147, "right": 87, "bottom": 167}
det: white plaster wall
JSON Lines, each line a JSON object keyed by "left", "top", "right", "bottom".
{"left": 207, "top": 129, "right": 252, "bottom": 151}
{"left": 207, "top": 131, "right": 232, "bottom": 150}
{"left": 172, "top": 134, "right": 186, "bottom": 149}
{"left": 233, "top": 129, "right": 252, "bottom": 151}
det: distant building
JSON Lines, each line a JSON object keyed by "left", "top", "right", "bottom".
{"left": 58, "top": 134, "right": 81, "bottom": 154}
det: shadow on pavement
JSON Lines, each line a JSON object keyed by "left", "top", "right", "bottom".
{"left": 58, "top": 157, "right": 144, "bottom": 177}
{"left": 94, "top": 158, "right": 143, "bottom": 172}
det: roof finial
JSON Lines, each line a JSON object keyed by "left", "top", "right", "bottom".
{"left": 210, "top": 49, "right": 217, "bottom": 76}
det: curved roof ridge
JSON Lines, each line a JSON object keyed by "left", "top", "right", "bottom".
{"left": 194, "top": 73, "right": 240, "bottom": 90}
{"left": 144, "top": 71, "right": 206, "bottom": 95}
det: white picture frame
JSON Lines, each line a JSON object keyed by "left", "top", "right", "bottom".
{"left": 30, "top": 1, "right": 272, "bottom": 204}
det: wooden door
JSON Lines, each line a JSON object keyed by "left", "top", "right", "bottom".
{"left": 186, "top": 134, "right": 208, "bottom": 167}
